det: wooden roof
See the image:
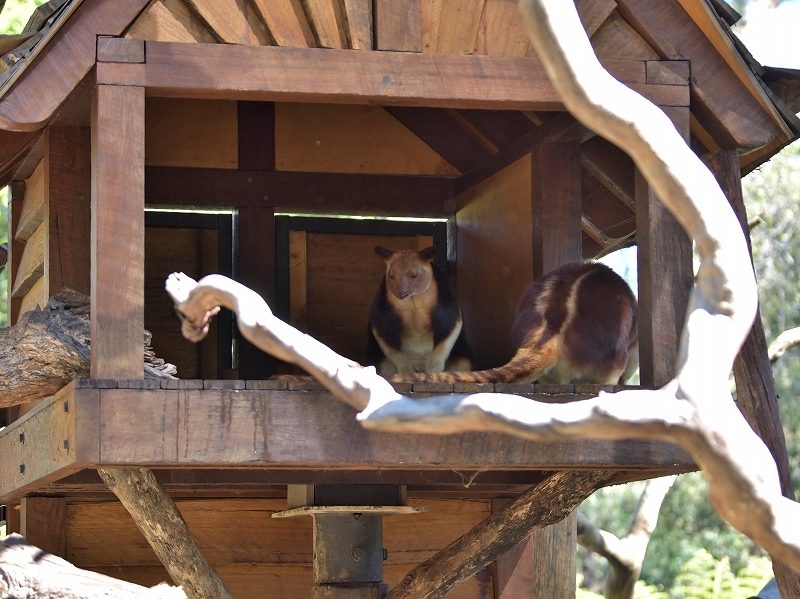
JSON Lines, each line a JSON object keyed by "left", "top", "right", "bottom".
{"left": 0, "top": 0, "right": 796, "bottom": 255}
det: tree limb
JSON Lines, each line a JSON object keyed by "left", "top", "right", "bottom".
{"left": 166, "top": 0, "right": 800, "bottom": 578}
{"left": 577, "top": 475, "right": 676, "bottom": 599}
{"left": 97, "top": 468, "right": 235, "bottom": 599}
{"left": 769, "top": 327, "right": 800, "bottom": 364}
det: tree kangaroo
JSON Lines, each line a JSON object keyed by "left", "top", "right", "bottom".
{"left": 367, "top": 246, "right": 473, "bottom": 376}
{"left": 391, "top": 261, "right": 638, "bottom": 385}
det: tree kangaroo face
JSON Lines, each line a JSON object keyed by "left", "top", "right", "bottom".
{"left": 376, "top": 246, "right": 435, "bottom": 301}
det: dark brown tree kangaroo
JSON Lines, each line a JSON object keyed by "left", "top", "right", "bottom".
{"left": 391, "top": 261, "right": 638, "bottom": 385}
{"left": 367, "top": 246, "right": 473, "bottom": 376}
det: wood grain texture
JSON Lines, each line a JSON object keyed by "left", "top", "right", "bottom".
{"left": 433, "top": 0, "right": 485, "bottom": 55}
{"left": 88, "top": 388, "right": 692, "bottom": 468}
{"left": 19, "top": 275, "right": 45, "bottom": 315}
{"left": 21, "top": 496, "right": 66, "bottom": 558}
{"left": 474, "top": 0, "right": 531, "bottom": 57}
{"left": 15, "top": 156, "right": 45, "bottom": 241}
{"left": 9, "top": 182, "right": 24, "bottom": 324}
{"left": 342, "top": 0, "right": 372, "bottom": 50}
{"left": 529, "top": 512, "right": 577, "bottom": 598}
{"left": 375, "top": 0, "right": 421, "bottom": 51}
{"left": 91, "top": 85, "right": 145, "bottom": 379}
{"left": 304, "top": 0, "right": 347, "bottom": 48}
{"left": 635, "top": 107, "right": 693, "bottom": 388}
{"left": 238, "top": 206, "right": 276, "bottom": 379}
{"left": 97, "top": 37, "right": 145, "bottom": 63}
{"left": 531, "top": 142, "right": 582, "bottom": 279}
{"left": 47, "top": 126, "right": 91, "bottom": 297}
{"left": 385, "top": 107, "right": 491, "bottom": 173}
{"left": 581, "top": 136, "right": 635, "bottom": 210}
{"left": 275, "top": 103, "right": 457, "bottom": 175}
{"left": 146, "top": 98, "right": 238, "bottom": 169}
{"left": 184, "top": 0, "right": 255, "bottom": 44}
{"left": 615, "top": 0, "right": 786, "bottom": 150}
{"left": 126, "top": 0, "right": 216, "bottom": 43}
{"left": 144, "top": 166, "right": 457, "bottom": 217}
{"left": 590, "top": 11, "right": 659, "bottom": 61}
{"left": 456, "top": 156, "right": 532, "bottom": 369}
{"left": 0, "top": 0, "right": 151, "bottom": 132}
{"left": 251, "top": 0, "right": 315, "bottom": 47}
{"left": 575, "top": 0, "right": 616, "bottom": 37}
{"left": 646, "top": 60, "right": 690, "bottom": 86}
{"left": 289, "top": 230, "right": 308, "bottom": 331}
{"left": 11, "top": 220, "right": 44, "bottom": 298}
{"left": 384, "top": 472, "right": 612, "bottom": 599}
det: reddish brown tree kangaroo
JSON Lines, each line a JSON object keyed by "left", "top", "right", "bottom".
{"left": 367, "top": 246, "right": 473, "bottom": 376}
{"left": 391, "top": 261, "right": 638, "bottom": 385}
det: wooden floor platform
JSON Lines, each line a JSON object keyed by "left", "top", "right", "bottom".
{"left": 0, "top": 380, "right": 695, "bottom": 502}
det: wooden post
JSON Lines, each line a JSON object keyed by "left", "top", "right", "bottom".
{"left": 237, "top": 101, "right": 276, "bottom": 379}
{"left": 514, "top": 139, "right": 582, "bottom": 599}
{"left": 636, "top": 106, "right": 693, "bottom": 388}
{"left": 702, "top": 150, "right": 800, "bottom": 599}
{"left": 90, "top": 84, "right": 145, "bottom": 379}
{"left": 20, "top": 496, "right": 66, "bottom": 558}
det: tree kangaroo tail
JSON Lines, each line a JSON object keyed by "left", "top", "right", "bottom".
{"left": 389, "top": 342, "right": 558, "bottom": 384}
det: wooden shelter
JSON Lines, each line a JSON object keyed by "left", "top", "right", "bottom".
{"left": 1, "top": 0, "right": 799, "bottom": 597}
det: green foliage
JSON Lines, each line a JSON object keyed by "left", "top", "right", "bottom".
{"left": 671, "top": 550, "right": 772, "bottom": 599}
{"left": 0, "top": 0, "right": 47, "bottom": 35}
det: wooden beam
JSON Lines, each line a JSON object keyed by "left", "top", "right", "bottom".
{"left": 581, "top": 136, "right": 635, "bottom": 211}
{"left": 91, "top": 85, "right": 145, "bottom": 379}
{"left": 144, "top": 166, "right": 457, "bottom": 217}
{"left": 251, "top": 0, "right": 315, "bottom": 47}
{"left": 636, "top": 106, "right": 693, "bottom": 388}
{"left": 20, "top": 496, "right": 66, "bottom": 558}
{"left": 385, "top": 472, "right": 612, "bottom": 599}
{"left": 374, "top": 0, "right": 421, "bottom": 51}
{"left": 615, "top": 0, "right": 788, "bottom": 150}
{"left": 341, "top": 0, "right": 373, "bottom": 50}
{"left": 10, "top": 221, "right": 44, "bottom": 298}
{"left": 15, "top": 157, "right": 45, "bottom": 241}
{"left": 94, "top": 43, "right": 688, "bottom": 112}
{"left": 0, "top": 0, "right": 151, "bottom": 132}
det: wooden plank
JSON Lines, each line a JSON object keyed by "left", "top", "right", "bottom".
{"left": 238, "top": 101, "right": 274, "bottom": 170}
{"left": 144, "top": 167, "right": 457, "bottom": 217}
{"left": 91, "top": 85, "right": 145, "bottom": 380}
{"left": 635, "top": 107, "right": 693, "bottom": 388}
{"left": 374, "top": 0, "right": 421, "bottom": 52}
{"left": 21, "top": 496, "right": 66, "bottom": 558}
{"left": 616, "top": 0, "right": 787, "bottom": 150}
{"left": 184, "top": 0, "right": 256, "bottom": 44}
{"left": 0, "top": 0, "right": 151, "bottom": 132}
{"left": 10, "top": 133, "right": 44, "bottom": 180}
{"left": 85, "top": 388, "right": 693, "bottom": 468}
{"left": 19, "top": 275, "right": 45, "bottom": 316}
{"left": 100, "top": 43, "right": 688, "bottom": 111}
{"left": 304, "top": 0, "right": 347, "bottom": 49}
{"left": 646, "top": 60, "right": 689, "bottom": 86}
{"left": 474, "top": 0, "right": 530, "bottom": 57}
{"left": 15, "top": 156, "right": 45, "bottom": 241}
{"left": 581, "top": 168, "right": 636, "bottom": 245}
{"left": 97, "top": 37, "right": 145, "bottom": 63}
{"left": 47, "top": 126, "right": 91, "bottom": 297}
{"left": 9, "top": 182, "right": 24, "bottom": 324}
{"left": 590, "top": 11, "right": 659, "bottom": 61}
{"left": 576, "top": 0, "right": 616, "bottom": 37}
{"left": 0, "top": 387, "right": 90, "bottom": 503}
{"left": 434, "top": 0, "right": 485, "bottom": 55}
{"left": 456, "top": 156, "right": 533, "bottom": 369}
{"left": 342, "top": 0, "right": 372, "bottom": 50}
{"left": 289, "top": 230, "right": 308, "bottom": 332}
{"left": 530, "top": 512, "right": 577, "bottom": 598}
{"left": 125, "top": 0, "right": 217, "bottom": 44}
{"left": 385, "top": 107, "right": 491, "bottom": 173}
{"left": 275, "top": 103, "right": 457, "bottom": 175}
{"left": 10, "top": 220, "right": 44, "bottom": 298}
{"left": 238, "top": 206, "right": 276, "bottom": 379}
{"left": 246, "top": 1, "right": 272, "bottom": 46}
{"left": 531, "top": 142, "right": 582, "bottom": 279}
{"left": 146, "top": 98, "right": 238, "bottom": 169}
{"left": 493, "top": 497, "right": 534, "bottom": 599}
{"left": 580, "top": 136, "right": 635, "bottom": 210}
{"left": 251, "top": 0, "right": 315, "bottom": 47}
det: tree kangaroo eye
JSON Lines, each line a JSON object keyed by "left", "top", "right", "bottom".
{"left": 411, "top": 273, "right": 418, "bottom": 278}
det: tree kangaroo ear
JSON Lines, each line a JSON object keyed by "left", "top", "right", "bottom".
{"left": 419, "top": 247, "right": 436, "bottom": 262}
{"left": 375, "top": 246, "right": 394, "bottom": 260}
